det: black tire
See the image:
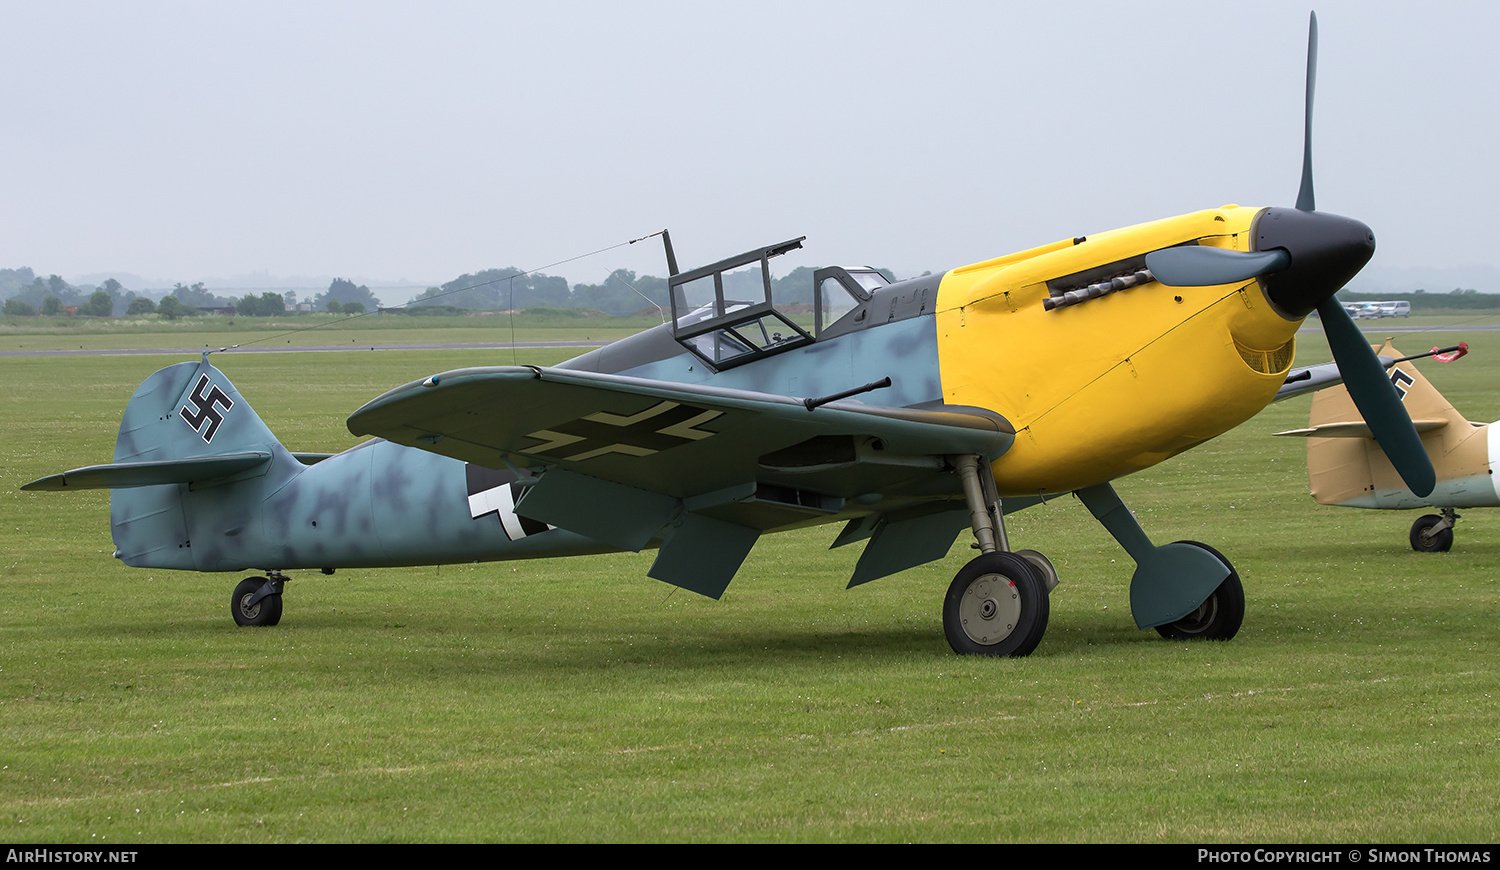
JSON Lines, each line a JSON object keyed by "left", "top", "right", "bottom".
{"left": 943, "top": 552, "right": 1049, "bottom": 657}
{"left": 1154, "top": 541, "right": 1244, "bottom": 641}
{"left": 1409, "top": 514, "right": 1453, "bottom": 553}
{"left": 231, "top": 577, "right": 283, "bottom": 627}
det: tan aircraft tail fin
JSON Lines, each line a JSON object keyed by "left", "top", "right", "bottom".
{"left": 1277, "top": 340, "right": 1485, "bottom": 507}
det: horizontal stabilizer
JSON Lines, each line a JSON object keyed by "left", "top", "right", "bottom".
{"left": 21, "top": 452, "right": 271, "bottom": 491}
{"left": 1275, "top": 356, "right": 1397, "bottom": 402}
{"left": 1274, "top": 419, "right": 1449, "bottom": 438}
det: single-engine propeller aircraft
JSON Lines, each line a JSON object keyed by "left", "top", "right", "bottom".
{"left": 1277, "top": 340, "right": 1496, "bottom": 552}
{"left": 23, "top": 13, "right": 1434, "bottom": 656}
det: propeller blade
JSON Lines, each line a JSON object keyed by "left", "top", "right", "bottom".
{"left": 1145, "top": 246, "right": 1290, "bottom": 288}
{"left": 1296, "top": 12, "right": 1319, "bottom": 212}
{"left": 1317, "top": 298, "right": 1435, "bottom": 497}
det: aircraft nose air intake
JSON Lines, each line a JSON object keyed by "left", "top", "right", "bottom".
{"left": 1255, "top": 207, "right": 1376, "bottom": 319}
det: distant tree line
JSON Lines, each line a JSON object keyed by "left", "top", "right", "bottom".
{"left": 401, "top": 264, "right": 894, "bottom": 317}
{"left": 1, "top": 271, "right": 379, "bottom": 319}
{"left": 3, "top": 262, "right": 907, "bottom": 319}
{"left": 2, "top": 269, "right": 131, "bottom": 316}
{"left": 316, "top": 278, "right": 379, "bottom": 314}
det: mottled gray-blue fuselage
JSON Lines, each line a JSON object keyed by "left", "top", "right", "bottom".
{"left": 109, "top": 279, "right": 943, "bottom": 574}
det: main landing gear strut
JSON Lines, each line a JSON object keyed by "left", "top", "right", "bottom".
{"left": 1075, "top": 483, "right": 1244, "bottom": 641}
{"left": 941, "top": 459, "right": 1245, "bottom": 656}
{"left": 942, "top": 455, "right": 1057, "bottom": 657}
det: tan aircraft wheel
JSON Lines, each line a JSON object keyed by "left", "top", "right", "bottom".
{"left": 1154, "top": 542, "right": 1243, "bottom": 641}
{"left": 943, "top": 552, "right": 1049, "bottom": 657}
{"left": 1409, "top": 514, "right": 1453, "bottom": 553}
{"left": 231, "top": 577, "right": 284, "bottom": 627}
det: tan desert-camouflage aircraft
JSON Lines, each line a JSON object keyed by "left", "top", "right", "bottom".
{"left": 1278, "top": 340, "right": 1491, "bottom": 552}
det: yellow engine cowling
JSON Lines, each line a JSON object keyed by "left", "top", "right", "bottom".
{"left": 935, "top": 205, "right": 1299, "bottom": 495}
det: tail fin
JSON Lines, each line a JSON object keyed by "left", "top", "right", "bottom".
{"left": 113, "top": 358, "right": 299, "bottom": 568}
{"left": 21, "top": 357, "right": 299, "bottom": 569}
{"left": 114, "top": 356, "right": 283, "bottom": 465}
{"left": 1285, "top": 341, "right": 1487, "bottom": 507}
{"left": 23, "top": 358, "right": 285, "bottom": 492}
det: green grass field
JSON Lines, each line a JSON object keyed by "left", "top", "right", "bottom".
{"left": 2, "top": 323, "right": 1497, "bottom": 842}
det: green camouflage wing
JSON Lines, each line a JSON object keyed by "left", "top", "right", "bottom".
{"left": 348, "top": 366, "right": 1013, "bottom": 496}
{"left": 347, "top": 366, "right": 1015, "bottom": 598}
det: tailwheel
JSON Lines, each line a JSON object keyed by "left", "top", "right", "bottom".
{"left": 943, "top": 551, "right": 1050, "bottom": 657}
{"left": 1154, "top": 542, "right": 1243, "bottom": 641}
{"left": 1409, "top": 512, "right": 1455, "bottom": 553}
{"left": 231, "top": 575, "right": 284, "bottom": 627}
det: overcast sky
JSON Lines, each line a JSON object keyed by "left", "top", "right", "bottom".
{"left": 4, "top": 1, "right": 1497, "bottom": 299}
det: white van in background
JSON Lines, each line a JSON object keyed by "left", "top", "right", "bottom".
{"left": 1346, "top": 300, "right": 1411, "bottom": 318}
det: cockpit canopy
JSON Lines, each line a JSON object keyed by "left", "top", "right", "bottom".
{"left": 813, "top": 266, "right": 888, "bottom": 336}
{"left": 667, "top": 237, "right": 896, "bottom": 370}
{"left": 668, "top": 237, "right": 812, "bottom": 369}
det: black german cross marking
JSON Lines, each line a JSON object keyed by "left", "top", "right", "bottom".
{"left": 180, "top": 374, "right": 234, "bottom": 443}
{"left": 524, "top": 400, "right": 723, "bottom": 462}
{"left": 1390, "top": 368, "right": 1415, "bottom": 401}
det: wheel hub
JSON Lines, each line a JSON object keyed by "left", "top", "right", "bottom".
{"left": 239, "top": 594, "right": 261, "bottom": 619}
{"left": 958, "top": 574, "right": 1022, "bottom": 645}
{"left": 1173, "top": 595, "right": 1218, "bottom": 635}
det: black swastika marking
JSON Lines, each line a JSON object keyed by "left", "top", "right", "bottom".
{"left": 181, "top": 374, "right": 234, "bottom": 443}
{"left": 1390, "top": 368, "right": 1415, "bottom": 401}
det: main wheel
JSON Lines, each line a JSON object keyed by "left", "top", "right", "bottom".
{"left": 231, "top": 577, "right": 283, "bottom": 627}
{"left": 943, "top": 552, "right": 1049, "bottom": 657}
{"left": 1154, "top": 541, "right": 1244, "bottom": 641}
{"left": 1409, "top": 514, "right": 1453, "bottom": 552}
